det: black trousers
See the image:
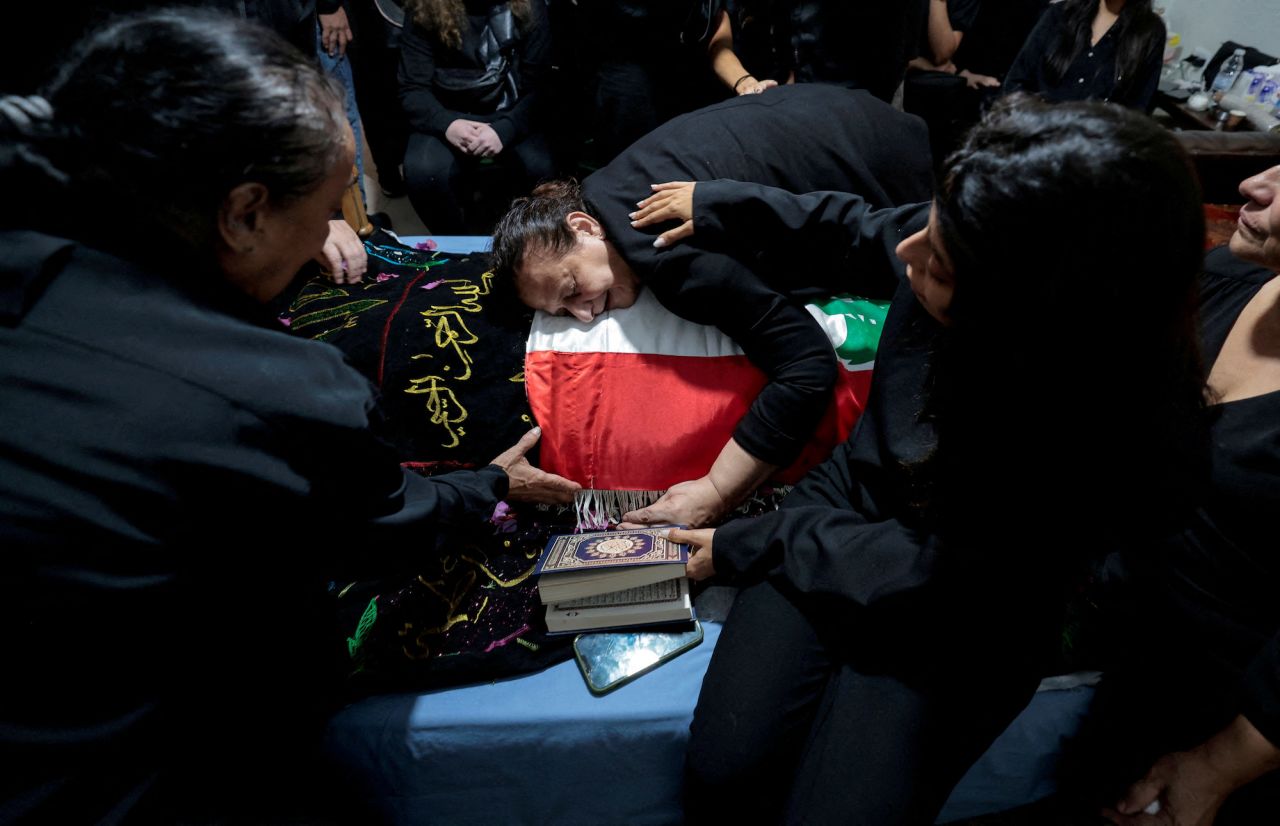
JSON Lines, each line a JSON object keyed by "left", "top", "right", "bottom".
{"left": 403, "top": 130, "right": 556, "bottom": 234}
{"left": 685, "top": 578, "right": 1041, "bottom": 825}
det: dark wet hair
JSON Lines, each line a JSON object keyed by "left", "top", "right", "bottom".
{"left": 0, "top": 9, "right": 347, "bottom": 251}
{"left": 490, "top": 179, "right": 593, "bottom": 286}
{"left": 925, "top": 95, "right": 1207, "bottom": 556}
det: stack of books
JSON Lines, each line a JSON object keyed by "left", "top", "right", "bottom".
{"left": 534, "top": 527, "right": 693, "bottom": 633}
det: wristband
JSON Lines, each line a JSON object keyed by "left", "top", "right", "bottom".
{"left": 733, "top": 73, "right": 754, "bottom": 92}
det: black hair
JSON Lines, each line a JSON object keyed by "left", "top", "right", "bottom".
{"left": 489, "top": 179, "right": 593, "bottom": 286}
{"left": 925, "top": 95, "right": 1206, "bottom": 561}
{"left": 0, "top": 8, "right": 347, "bottom": 253}
{"left": 1044, "top": 0, "right": 1165, "bottom": 103}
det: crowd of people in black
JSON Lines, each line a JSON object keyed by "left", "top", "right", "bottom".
{"left": 5, "top": 0, "right": 1171, "bottom": 235}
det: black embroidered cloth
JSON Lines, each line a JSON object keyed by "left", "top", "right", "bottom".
{"left": 277, "top": 233, "right": 575, "bottom": 691}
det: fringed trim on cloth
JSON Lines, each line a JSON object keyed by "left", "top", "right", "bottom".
{"left": 570, "top": 485, "right": 796, "bottom": 532}
{"left": 573, "top": 489, "right": 666, "bottom": 531}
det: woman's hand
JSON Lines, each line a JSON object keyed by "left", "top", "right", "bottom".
{"left": 470, "top": 123, "right": 504, "bottom": 157}
{"left": 670, "top": 527, "right": 717, "bottom": 581}
{"left": 959, "top": 69, "right": 1001, "bottom": 89}
{"left": 491, "top": 427, "right": 582, "bottom": 505}
{"left": 630, "top": 182, "right": 696, "bottom": 249}
{"left": 737, "top": 77, "right": 778, "bottom": 95}
{"left": 1102, "top": 748, "right": 1231, "bottom": 826}
{"left": 1102, "top": 715, "right": 1280, "bottom": 826}
{"left": 445, "top": 119, "right": 483, "bottom": 154}
{"left": 618, "top": 475, "right": 728, "bottom": 530}
{"left": 315, "top": 219, "right": 368, "bottom": 284}
{"left": 319, "top": 8, "right": 353, "bottom": 57}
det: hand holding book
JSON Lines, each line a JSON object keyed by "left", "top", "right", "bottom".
{"left": 670, "top": 527, "right": 717, "bottom": 581}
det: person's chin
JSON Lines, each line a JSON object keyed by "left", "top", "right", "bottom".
{"left": 1228, "top": 230, "right": 1261, "bottom": 264}
{"left": 607, "top": 288, "right": 639, "bottom": 311}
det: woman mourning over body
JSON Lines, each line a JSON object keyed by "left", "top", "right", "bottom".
{"left": 398, "top": 0, "right": 555, "bottom": 233}
{"left": 0, "top": 11, "right": 575, "bottom": 823}
{"left": 635, "top": 98, "right": 1207, "bottom": 822}
{"left": 1003, "top": 0, "right": 1165, "bottom": 110}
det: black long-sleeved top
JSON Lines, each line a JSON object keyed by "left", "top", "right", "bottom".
{"left": 398, "top": 0, "right": 549, "bottom": 147}
{"left": 691, "top": 182, "right": 1113, "bottom": 678}
{"left": 1003, "top": 1, "right": 1163, "bottom": 110}
{"left": 686, "top": 184, "right": 938, "bottom": 593}
{"left": 1148, "top": 247, "right": 1280, "bottom": 747}
{"left": 582, "top": 84, "right": 933, "bottom": 467}
{"left": 0, "top": 231, "right": 508, "bottom": 822}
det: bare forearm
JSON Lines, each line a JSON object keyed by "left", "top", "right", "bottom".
{"left": 706, "top": 438, "right": 777, "bottom": 512}
{"left": 708, "top": 10, "right": 751, "bottom": 91}
{"left": 1200, "top": 715, "right": 1280, "bottom": 791}
{"left": 926, "top": 0, "right": 963, "bottom": 64}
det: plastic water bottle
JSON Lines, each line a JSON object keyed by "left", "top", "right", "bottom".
{"left": 1246, "top": 70, "right": 1266, "bottom": 101}
{"left": 1211, "top": 48, "right": 1246, "bottom": 102}
{"left": 1261, "top": 76, "right": 1279, "bottom": 107}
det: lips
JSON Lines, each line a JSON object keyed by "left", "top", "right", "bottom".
{"left": 1237, "top": 210, "right": 1266, "bottom": 242}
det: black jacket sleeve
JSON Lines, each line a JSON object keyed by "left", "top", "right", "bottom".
{"left": 399, "top": 21, "right": 459, "bottom": 137}
{"left": 644, "top": 245, "right": 839, "bottom": 468}
{"left": 657, "top": 181, "right": 926, "bottom": 466}
{"left": 692, "top": 179, "right": 927, "bottom": 299}
{"left": 713, "top": 424, "right": 942, "bottom": 610}
{"left": 1002, "top": 5, "right": 1056, "bottom": 94}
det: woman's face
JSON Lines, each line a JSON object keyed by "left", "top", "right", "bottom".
{"left": 219, "top": 124, "right": 356, "bottom": 302}
{"left": 896, "top": 204, "right": 956, "bottom": 325}
{"left": 515, "top": 212, "right": 640, "bottom": 322}
{"left": 1231, "top": 165, "right": 1280, "bottom": 269}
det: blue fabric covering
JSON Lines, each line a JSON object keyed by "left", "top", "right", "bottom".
{"left": 325, "top": 618, "right": 1095, "bottom": 824}
{"left": 400, "top": 235, "right": 493, "bottom": 255}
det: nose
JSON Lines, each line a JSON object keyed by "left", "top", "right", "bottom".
{"left": 1240, "top": 166, "right": 1279, "bottom": 203}
{"left": 896, "top": 226, "right": 927, "bottom": 272}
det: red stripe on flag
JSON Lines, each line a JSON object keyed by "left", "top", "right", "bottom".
{"left": 525, "top": 350, "right": 872, "bottom": 490}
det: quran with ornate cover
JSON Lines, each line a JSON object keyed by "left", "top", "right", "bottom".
{"left": 535, "top": 528, "right": 690, "bottom": 605}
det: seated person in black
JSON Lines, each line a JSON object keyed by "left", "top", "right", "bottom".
{"left": 635, "top": 97, "right": 1207, "bottom": 823}
{"left": 1003, "top": 0, "right": 1165, "bottom": 110}
{"left": 703, "top": 0, "right": 930, "bottom": 102}
{"left": 489, "top": 83, "right": 934, "bottom": 529}
{"left": 570, "top": 0, "right": 722, "bottom": 167}
{"left": 0, "top": 12, "right": 576, "bottom": 823}
{"left": 1063, "top": 165, "right": 1280, "bottom": 826}
{"left": 398, "top": 0, "right": 555, "bottom": 232}
{"left": 908, "top": 0, "right": 984, "bottom": 74}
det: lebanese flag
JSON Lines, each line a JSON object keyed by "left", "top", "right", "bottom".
{"left": 525, "top": 289, "right": 885, "bottom": 494}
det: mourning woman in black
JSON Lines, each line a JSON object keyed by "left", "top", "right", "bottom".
{"left": 1004, "top": 0, "right": 1165, "bottom": 110}
{"left": 0, "top": 11, "right": 575, "bottom": 822}
{"left": 636, "top": 97, "right": 1207, "bottom": 822}
{"left": 399, "top": 0, "right": 555, "bottom": 232}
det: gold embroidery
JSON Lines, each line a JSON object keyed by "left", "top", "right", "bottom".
{"left": 460, "top": 554, "right": 536, "bottom": 588}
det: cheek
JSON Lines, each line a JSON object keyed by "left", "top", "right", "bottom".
{"left": 928, "top": 281, "right": 955, "bottom": 316}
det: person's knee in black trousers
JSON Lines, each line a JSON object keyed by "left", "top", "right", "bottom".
{"left": 403, "top": 131, "right": 467, "bottom": 234}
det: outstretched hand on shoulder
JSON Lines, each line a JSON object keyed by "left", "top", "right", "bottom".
{"left": 630, "top": 181, "right": 696, "bottom": 249}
